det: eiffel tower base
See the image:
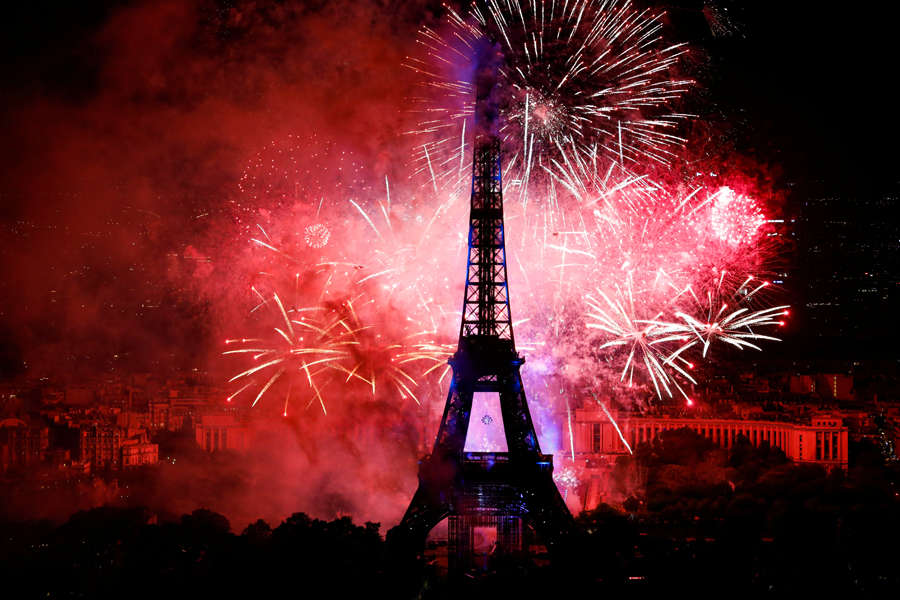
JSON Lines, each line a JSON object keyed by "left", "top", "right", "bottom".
{"left": 387, "top": 450, "right": 577, "bottom": 573}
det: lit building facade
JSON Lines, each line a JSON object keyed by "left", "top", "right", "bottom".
{"left": 194, "top": 414, "right": 250, "bottom": 452}
{"left": 0, "top": 418, "right": 49, "bottom": 473}
{"left": 574, "top": 410, "right": 849, "bottom": 469}
{"left": 121, "top": 432, "right": 159, "bottom": 468}
{"left": 789, "top": 373, "right": 855, "bottom": 400}
{"left": 75, "top": 423, "right": 124, "bottom": 470}
{"left": 573, "top": 409, "right": 849, "bottom": 509}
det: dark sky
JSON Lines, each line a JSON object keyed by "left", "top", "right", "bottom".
{"left": 2, "top": 1, "right": 896, "bottom": 189}
{"left": 700, "top": 1, "right": 899, "bottom": 192}
{"left": 0, "top": 0, "right": 895, "bottom": 378}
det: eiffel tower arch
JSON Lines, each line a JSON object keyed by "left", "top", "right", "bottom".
{"left": 388, "top": 64, "right": 577, "bottom": 569}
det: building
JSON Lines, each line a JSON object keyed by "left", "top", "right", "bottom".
{"left": 194, "top": 414, "right": 250, "bottom": 452}
{"left": 149, "top": 400, "right": 170, "bottom": 430}
{"left": 74, "top": 423, "right": 124, "bottom": 470}
{"left": 575, "top": 409, "right": 848, "bottom": 467}
{"left": 116, "top": 410, "right": 150, "bottom": 430}
{"left": 150, "top": 388, "right": 218, "bottom": 431}
{"left": 573, "top": 409, "right": 849, "bottom": 509}
{"left": 789, "top": 373, "right": 855, "bottom": 400}
{"left": 0, "top": 418, "right": 49, "bottom": 474}
{"left": 794, "top": 191, "right": 899, "bottom": 356}
{"left": 121, "top": 432, "right": 158, "bottom": 468}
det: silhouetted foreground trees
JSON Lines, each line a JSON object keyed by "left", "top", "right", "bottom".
{"left": 2, "top": 429, "right": 899, "bottom": 598}
{"left": 0, "top": 507, "right": 403, "bottom": 599}
{"left": 575, "top": 429, "right": 900, "bottom": 595}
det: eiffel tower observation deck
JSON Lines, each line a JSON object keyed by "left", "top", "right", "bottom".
{"left": 388, "top": 41, "right": 575, "bottom": 573}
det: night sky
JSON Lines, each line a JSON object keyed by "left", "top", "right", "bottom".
{"left": 696, "top": 1, "right": 899, "bottom": 192}
{"left": 0, "top": 0, "right": 896, "bottom": 378}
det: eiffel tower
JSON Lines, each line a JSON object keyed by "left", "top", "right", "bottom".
{"left": 389, "top": 51, "right": 575, "bottom": 572}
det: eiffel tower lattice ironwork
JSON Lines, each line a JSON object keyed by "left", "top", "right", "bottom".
{"left": 389, "top": 130, "right": 576, "bottom": 570}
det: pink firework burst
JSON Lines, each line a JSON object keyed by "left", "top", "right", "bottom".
{"left": 404, "top": 0, "right": 693, "bottom": 196}
{"left": 709, "top": 186, "right": 767, "bottom": 247}
{"left": 304, "top": 223, "right": 331, "bottom": 248}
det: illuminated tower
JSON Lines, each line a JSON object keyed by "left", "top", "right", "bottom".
{"left": 389, "top": 47, "right": 575, "bottom": 571}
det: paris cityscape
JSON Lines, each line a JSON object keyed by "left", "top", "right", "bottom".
{"left": 1, "top": 1, "right": 898, "bottom": 597}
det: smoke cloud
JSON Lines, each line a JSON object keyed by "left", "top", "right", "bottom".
{"left": 0, "top": 0, "right": 447, "bottom": 527}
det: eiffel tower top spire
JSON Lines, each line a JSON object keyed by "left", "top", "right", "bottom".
{"left": 458, "top": 40, "right": 516, "bottom": 349}
{"left": 459, "top": 138, "right": 515, "bottom": 345}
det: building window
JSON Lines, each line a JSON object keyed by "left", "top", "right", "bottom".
{"left": 592, "top": 423, "right": 603, "bottom": 453}
{"left": 816, "top": 432, "right": 822, "bottom": 461}
{"left": 832, "top": 432, "right": 839, "bottom": 460}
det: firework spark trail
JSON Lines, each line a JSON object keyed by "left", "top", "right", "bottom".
{"left": 223, "top": 277, "right": 456, "bottom": 414}
{"left": 593, "top": 393, "right": 633, "bottom": 455}
{"left": 672, "top": 273, "right": 789, "bottom": 358}
{"left": 585, "top": 283, "right": 696, "bottom": 401}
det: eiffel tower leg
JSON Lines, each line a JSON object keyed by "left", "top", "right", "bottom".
{"left": 432, "top": 377, "right": 474, "bottom": 457}
{"left": 390, "top": 374, "right": 474, "bottom": 559}
{"left": 499, "top": 369, "right": 542, "bottom": 454}
{"left": 387, "top": 484, "right": 451, "bottom": 558}
{"left": 523, "top": 472, "right": 579, "bottom": 555}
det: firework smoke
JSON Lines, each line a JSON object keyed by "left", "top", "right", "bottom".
{"left": 0, "top": 0, "right": 793, "bottom": 529}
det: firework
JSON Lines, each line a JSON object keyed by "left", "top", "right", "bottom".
{"left": 552, "top": 464, "right": 579, "bottom": 490}
{"left": 224, "top": 274, "right": 452, "bottom": 416}
{"left": 304, "top": 223, "right": 331, "bottom": 248}
{"left": 585, "top": 282, "right": 696, "bottom": 401}
{"left": 224, "top": 292, "right": 352, "bottom": 415}
{"left": 594, "top": 395, "right": 632, "bottom": 454}
{"left": 585, "top": 268, "right": 789, "bottom": 402}
{"left": 223, "top": 126, "right": 785, "bottom": 425}
{"left": 708, "top": 185, "right": 767, "bottom": 247}
{"left": 405, "top": 0, "right": 693, "bottom": 196}
{"left": 672, "top": 272, "right": 788, "bottom": 358}
{"left": 238, "top": 134, "right": 372, "bottom": 209}
{"left": 702, "top": 2, "right": 743, "bottom": 39}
